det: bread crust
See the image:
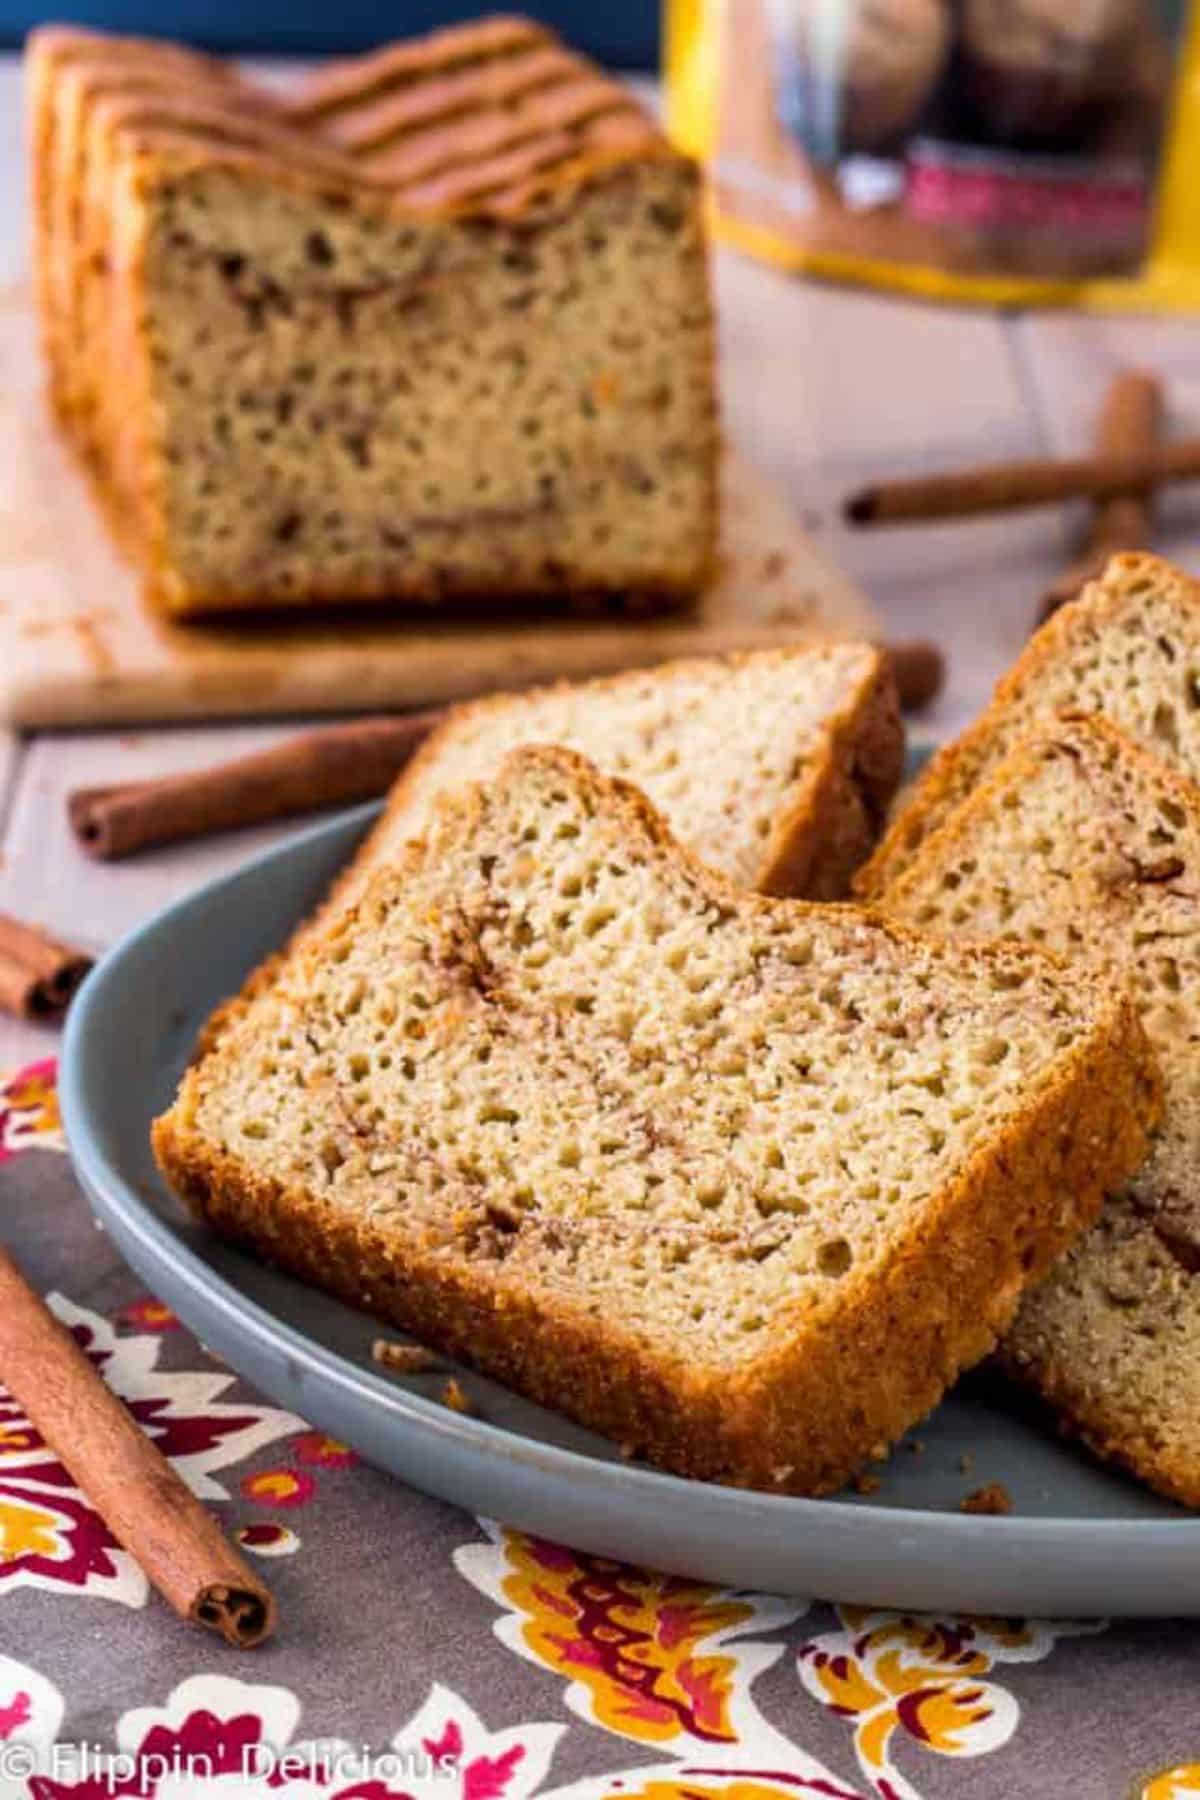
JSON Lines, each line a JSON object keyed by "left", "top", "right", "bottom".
{"left": 155, "top": 744, "right": 1160, "bottom": 1495}
{"left": 285, "top": 18, "right": 556, "bottom": 122}
{"left": 756, "top": 646, "right": 903, "bottom": 898}
{"left": 856, "top": 551, "right": 1200, "bottom": 898}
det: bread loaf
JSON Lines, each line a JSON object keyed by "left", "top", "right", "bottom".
{"left": 27, "top": 20, "right": 718, "bottom": 615}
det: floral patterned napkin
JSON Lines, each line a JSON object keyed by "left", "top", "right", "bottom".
{"left": 0, "top": 1058, "right": 1196, "bottom": 1800}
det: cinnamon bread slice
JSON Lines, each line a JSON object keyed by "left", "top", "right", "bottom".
{"left": 337, "top": 642, "right": 905, "bottom": 911}
{"left": 879, "top": 715, "right": 1200, "bottom": 1505}
{"left": 154, "top": 746, "right": 1157, "bottom": 1494}
{"left": 857, "top": 554, "right": 1200, "bottom": 898}
{"left": 28, "top": 20, "right": 717, "bottom": 615}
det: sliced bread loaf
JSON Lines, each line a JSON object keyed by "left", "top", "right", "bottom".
{"left": 857, "top": 553, "right": 1200, "bottom": 897}
{"left": 29, "top": 21, "right": 718, "bottom": 616}
{"left": 878, "top": 714, "right": 1200, "bottom": 1504}
{"left": 154, "top": 745, "right": 1157, "bottom": 1494}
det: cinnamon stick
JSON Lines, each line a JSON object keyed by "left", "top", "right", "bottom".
{"left": 1036, "top": 370, "right": 1164, "bottom": 625}
{"left": 845, "top": 433, "right": 1200, "bottom": 525}
{"left": 0, "top": 1243, "right": 274, "bottom": 1646}
{"left": 882, "top": 638, "right": 944, "bottom": 711}
{"left": 0, "top": 913, "right": 92, "bottom": 1021}
{"left": 69, "top": 708, "right": 445, "bottom": 861}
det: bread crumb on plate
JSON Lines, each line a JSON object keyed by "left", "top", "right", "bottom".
{"left": 961, "top": 1482, "right": 1013, "bottom": 1515}
{"left": 371, "top": 1337, "right": 440, "bottom": 1373}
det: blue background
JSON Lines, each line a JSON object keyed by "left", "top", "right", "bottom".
{"left": 0, "top": 1, "right": 659, "bottom": 65}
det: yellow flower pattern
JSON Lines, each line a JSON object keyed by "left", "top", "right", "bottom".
{"left": 800, "top": 1609, "right": 1103, "bottom": 1800}
{"left": 1141, "top": 1770, "right": 1200, "bottom": 1800}
{"left": 460, "top": 1525, "right": 788, "bottom": 1748}
{"left": 0, "top": 1495, "right": 67, "bottom": 1564}
{"left": 0, "top": 1060, "right": 64, "bottom": 1160}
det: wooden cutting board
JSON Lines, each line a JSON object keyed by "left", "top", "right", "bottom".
{"left": 0, "top": 284, "right": 878, "bottom": 728}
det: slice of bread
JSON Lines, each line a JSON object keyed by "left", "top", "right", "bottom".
{"left": 336, "top": 643, "right": 905, "bottom": 910}
{"left": 857, "top": 553, "right": 1200, "bottom": 898}
{"left": 192, "top": 643, "right": 903, "bottom": 1063}
{"left": 153, "top": 745, "right": 1157, "bottom": 1495}
{"left": 878, "top": 714, "right": 1200, "bottom": 1504}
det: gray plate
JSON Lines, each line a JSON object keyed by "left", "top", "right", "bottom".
{"left": 60, "top": 801, "right": 1200, "bottom": 1616}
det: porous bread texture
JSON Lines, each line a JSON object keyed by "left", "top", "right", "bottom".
{"left": 134, "top": 155, "right": 714, "bottom": 613}
{"left": 28, "top": 21, "right": 718, "bottom": 616}
{"left": 154, "top": 745, "right": 1158, "bottom": 1495}
{"left": 857, "top": 553, "right": 1200, "bottom": 898}
{"left": 340, "top": 643, "right": 905, "bottom": 909}
{"left": 879, "top": 714, "right": 1200, "bottom": 1505}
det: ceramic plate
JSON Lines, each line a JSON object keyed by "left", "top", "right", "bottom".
{"left": 60, "top": 797, "right": 1200, "bottom": 1616}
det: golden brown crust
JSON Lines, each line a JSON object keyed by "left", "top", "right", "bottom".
{"left": 756, "top": 647, "right": 903, "bottom": 898}
{"left": 155, "top": 744, "right": 1159, "bottom": 1495}
{"left": 286, "top": 16, "right": 670, "bottom": 218}
{"left": 41, "top": 17, "right": 675, "bottom": 226}
{"left": 287, "top": 17, "right": 554, "bottom": 120}
{"left": 310, "top": 43, "right": 590, "bottom": 155}
{"left": 856, "top": 551, "right": 1200, "bottom": 899}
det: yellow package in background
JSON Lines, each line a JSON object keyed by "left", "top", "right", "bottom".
{"left": 666, "top": 0, "right": 1200, "bottom": 309}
